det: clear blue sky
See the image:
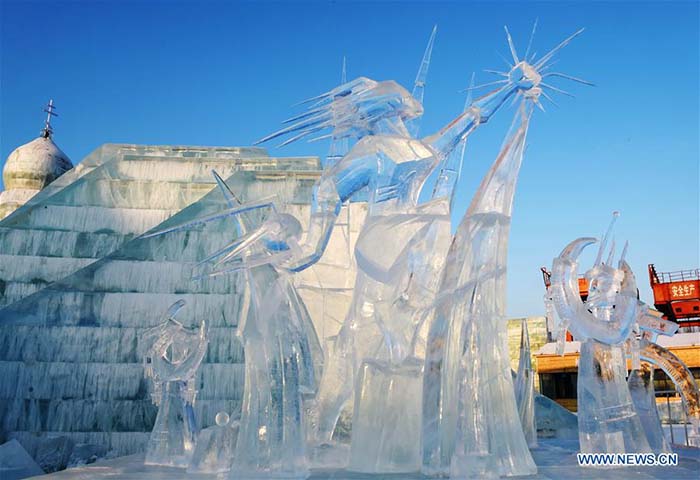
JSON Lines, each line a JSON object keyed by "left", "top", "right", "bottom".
{"left": 1, "top": 1, "right": 698, "bottom": 317}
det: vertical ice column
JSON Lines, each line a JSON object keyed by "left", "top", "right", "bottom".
{"left": 349, "top": 358, "right": 423, "bottom": 473}
{"left": 422, "top": 105, "right": 536, "bottom": 477}
{"left": 515, "top": 319, "right": 537, "bottom": 447}
{"left": 628, "top": 366, "right": 672, "bottom": 454}
{"left": 578, "top": 340, "right": 651, "bottom": 454}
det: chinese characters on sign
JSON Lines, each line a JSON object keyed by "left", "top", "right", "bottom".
{"left": 671, "top": 283, "right": 697, "bottom": 298}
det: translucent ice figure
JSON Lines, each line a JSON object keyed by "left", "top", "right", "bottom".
{"left": 188, "top": 411, "right": 239, "bottom": 473}
{"left": 144, "top": 172, "right": 321, "bottom": 478}
{"left": 549, "top": 220, "right": 651, "bottom": 455}
{"left": 252, "top": 32, "right": 589, "bottom": 471}
{"left": 422, "top": 105, "right": 537, "bottom": 478}
{"left": 514, "top": 319, "right": 537, "bottom": 447}
{"left": 547, "top": 236, "right": 700, "bottom": 451}
{"left": 143, "top": 300, "right": 208, "bottom": 467}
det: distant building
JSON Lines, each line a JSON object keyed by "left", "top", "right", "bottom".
{"left": 0, "top": 101, "right": 73, "bottom": 219}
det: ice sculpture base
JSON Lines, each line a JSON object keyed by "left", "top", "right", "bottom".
{"left": 187, "top": 421, "right": 239, "bottom": 474}
{"left": 349, "top": 358, "right": 423, "bottom": 474}
{"left": 450, "top": 452, "right": 499, "bottom": 479}
{"left": 309, "top": 442, "right": 350, "bottom": 469}
{"left": 145, "top": 381, "right": 197, "bottom": 468}
{"left": 578, "top": 341, "right": 651, "bottom": 455}
{"left": 38, "top": 437, "right": 700, "bottom": 479}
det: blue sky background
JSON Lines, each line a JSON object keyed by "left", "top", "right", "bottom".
{"left": 1, "top": 0, "right": 698, "bottom": 317}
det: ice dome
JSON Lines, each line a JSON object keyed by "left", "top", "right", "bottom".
{"left": 0, "top": 134, "right": 72, "bottom": 219}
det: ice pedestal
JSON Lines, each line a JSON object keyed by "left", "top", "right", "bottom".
{"left": 188, "top": 412, "right": 238, "bottom": 473}
{"left": 349, "top": 358, "right": 422, "bottom": 474}
{"left": 145, "top": 380, "right": 198, "bottom": 467}
{"left": 578, "top": 340, "right": 651, "bottom": 454}
{"left": 628, "top": 367, "right": 672, "bottom": 454}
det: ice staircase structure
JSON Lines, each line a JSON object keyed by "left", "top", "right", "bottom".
{"left": 0, "top": 144, "right": 328, "bottom": 455}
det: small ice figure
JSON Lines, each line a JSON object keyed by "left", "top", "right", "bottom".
{"left": 143, "top": 300, "right": 208, "bottom": 467}
{"left": 188, "top": 412, "right": 239, "bottom": 473}
{"left": 549, "top": 215, "right": 650, "bottom": 455}
{"left": 142, "top": 172, "right": 322, "bottom": 479}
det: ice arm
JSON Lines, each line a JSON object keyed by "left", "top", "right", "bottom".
{"left": 284, "top": 153, "right": 374, "bottom": 272}
{"left": 284, "top": 184, "right": 340, "bottom": 273}
{"left": 423, "top": 84, "right": 517, "bottom": 159}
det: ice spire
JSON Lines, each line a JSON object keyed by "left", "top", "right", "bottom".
{"left": 407, "top": 25, "right": 437, "bottom": 138}
{"left": 430, "top": 72, "right": 475, "bottom": 210}
{"left": 41, "top": 99, "right": 57, "bottom": 138}
{"left": 515, "top": 319, "right": 537, "bottom": 447}
{"left": 324, "top": 57, "right": 350, "bottom": 167}
{"left": 594, "top": 211, "right": 619, "bottom": 266}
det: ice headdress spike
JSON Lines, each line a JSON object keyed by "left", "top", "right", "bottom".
{"left": 412, "top": 24, "right": 437, "bottom": 103}
{"left": 619, "top": 240, "right": 629, "bottom": 265}
{"left": 594, "top": 211, "right": 620, "bottom": 266}
{"left": 606, "top": 238, "right": 616, "bottom": 266}
{"left": 408, "top": 24, "right": 437, "bottom": 138}
{"left": 254, "top": 77, "right": 378, "bottom": 146}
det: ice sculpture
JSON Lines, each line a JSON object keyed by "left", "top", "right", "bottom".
{"left": 255, "top": 78, "right": 455, "bottom": 472}
{"left": 549, "top": 217, "right": 651, "bottom": 455}
{"left": 188, "top": 412, "right": 239, "bottom": 473}
{"left": 422, "top": 105, "right": 537, "bottom": 478}
{"left": 515, "top": 319, "right": 537, "bottom": 447}
{"left": 547, "top": 232, "right": 700, "bottom": 451}
{"left": 249, "top": 26, "right": 590, "bottom": 475}
{"left": 142, "top": 300, "right": 208, "bottom": 467}
{"left": 145, "top": 171, "right": 321, "bottom": 478}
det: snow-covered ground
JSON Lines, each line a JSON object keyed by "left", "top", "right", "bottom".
{"left": 32, "top": 439, "right": 700, "bottom": 480}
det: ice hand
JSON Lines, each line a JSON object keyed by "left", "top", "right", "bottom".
{"left": 198, "top": 213, "right": 304, "bottom": 277}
